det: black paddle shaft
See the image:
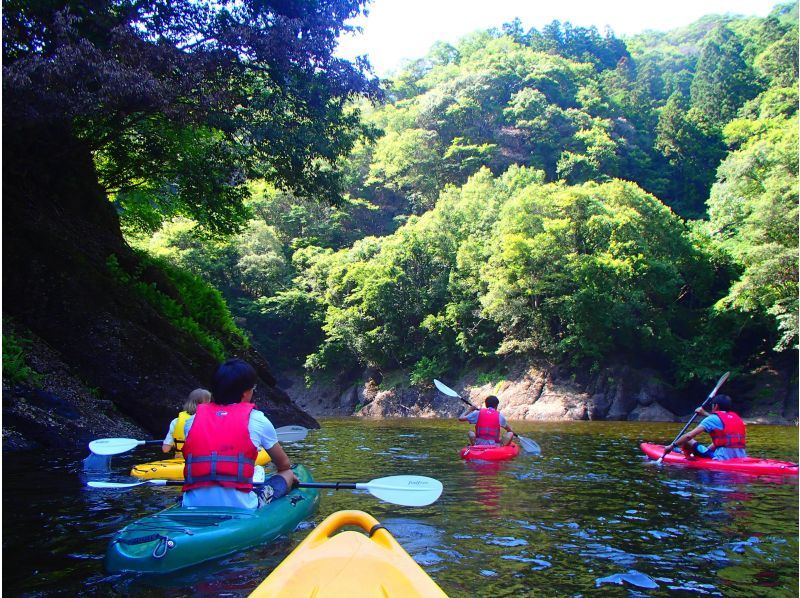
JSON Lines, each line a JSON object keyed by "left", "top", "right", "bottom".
{"left": 459, "top": 395, "right": 479, "bottom": 410}
{"left": 296, "top": 482, "right": 358, "bottom": 490}
{"left": 660, "top": 372, "right": 730, "bottom": 459}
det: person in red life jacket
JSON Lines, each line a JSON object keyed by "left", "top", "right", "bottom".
{"left": 458, "top": 395, "right": 515, "bottom": 446}
{"left": 181, "top": 358, "right": 299, "bottom": 509}
{"left": 664, "top": 394, "right": 747, "bottom": 461}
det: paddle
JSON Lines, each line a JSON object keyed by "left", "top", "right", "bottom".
{"left": 88, "top": 425, "right": 310, "bottom": 456}
{"left": 87, "top": 474, "right": 443, "bottom": 507}
{"left": 433, "top": 379, "right": 541, "bottom": 454}
{"left": 655, "top": 371, "right": 730, "bottom": 464}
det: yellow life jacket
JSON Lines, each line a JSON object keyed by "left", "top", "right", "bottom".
{"left": 173, "top": 410, "right": 192, "bottom": 458}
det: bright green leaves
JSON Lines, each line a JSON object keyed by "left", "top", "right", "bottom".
{"left": 707, "top": 118, "right": 799, "bottom": 350}
{"left": 480, "top": 180, "right": 703, "bottom": 367}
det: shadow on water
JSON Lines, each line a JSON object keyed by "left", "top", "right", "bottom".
{"left": 3, "top": 419, "right": 797, "bottom": 596}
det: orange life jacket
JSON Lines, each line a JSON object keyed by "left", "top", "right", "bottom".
{"left": 182, "top": 402, "right": 257, "bottom": 492}
{"left": 709, "top": 411, "right": 746, "bottom": 449}
{"left": 475, "top": 408, "right": 501, "bottom": 442}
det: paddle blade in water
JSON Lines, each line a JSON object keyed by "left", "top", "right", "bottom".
{"left": 517, "top": 436, "right": 541, "bottom": 455}
{"left": 87, "top": 480, "right": 168, "bottom": 489}
{"left": 275, "top": 425, "right": 309, "bottom": 443}
{"left": 360, "top": 475, "right": 443, "bottom": 507}
{"left": 83, "top": 453, "right": 112, "bottom": 471}
{"left": 88, "top": 438, "right": 144, "bottom": 455}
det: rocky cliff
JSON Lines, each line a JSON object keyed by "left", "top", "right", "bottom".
{"left": 2, "top": 130, "right": 317, "bottom": 452}
{"left": 284, "top": 358, "right": 798, "bottom": 425}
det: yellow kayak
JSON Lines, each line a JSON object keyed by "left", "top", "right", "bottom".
{"left": 131, "top": 449, "right": 271, "bottom": 480}
{"left": 249, "top": 509, "right": 447, "bottom": 597}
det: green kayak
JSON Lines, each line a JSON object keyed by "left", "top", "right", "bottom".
{"left": 106, "top": 465, "right": 319, "bottom": 574}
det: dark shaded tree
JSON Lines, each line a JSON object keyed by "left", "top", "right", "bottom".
{"left": 690, "top": 24, "right": 760, "bottom": 126}
{"left": 4, "top": 0, "right": 380, "bottom": 233}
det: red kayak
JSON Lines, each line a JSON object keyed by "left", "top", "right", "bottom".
{"left": 640, "top": 443, "right": 798, "bottom": 476}
{"left": 460, "top": 443, "right": 520, "bottom": 461}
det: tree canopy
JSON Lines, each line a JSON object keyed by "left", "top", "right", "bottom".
{"left": 3, "top": 0, "right": 381, "bottom": 233}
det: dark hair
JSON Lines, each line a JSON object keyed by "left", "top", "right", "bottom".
{"left": 711, "top": 394, "right": 732, "bottom": 411}
{"left": 210, "top": 359, "right": 257, "bottom": 405}
{"left": 485, "top": 395, "right": 499, "bottom": 409}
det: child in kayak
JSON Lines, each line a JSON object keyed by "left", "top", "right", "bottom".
{"left": 161, "top": 388, "right": 211, "bottom": 457}
{"left": 181, "top": 358, "right": 299, "bottom": 509}
{"left": 664, "top": 394, "right": 747, "bottom": 460}
{"left": 459, "top": 395, "right": 515, "bottom": 446}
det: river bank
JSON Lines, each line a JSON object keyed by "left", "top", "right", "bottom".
{"left": 284, "top": 358, "right": 798, "bottom": 424}
{"left": 4, "top": 331, "right": 795, "bottom": 453}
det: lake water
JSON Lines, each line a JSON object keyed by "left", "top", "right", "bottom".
{"left": 3, "top": 419, "right": 798, "bottom": 596}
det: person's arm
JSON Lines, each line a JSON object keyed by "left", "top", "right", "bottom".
{"left": 252, "top": 410, "right": 298, "bottom": 487}
{"left": 265, "top": 442, "right": 299, "bottom": 487}
{"left": 162, "top": 418, "right": 177, "bottom": 453}
{"left": 458, "top": 405, "right": 478, "bottom": 421}
{"left": 500, "top": 414, "right": 514, "bottom": 438}
{"left": 695, "top": 406, "right": 711, "bottom": 418}
{"left": 665, "top": 424, "right": 705, "bottom": 452}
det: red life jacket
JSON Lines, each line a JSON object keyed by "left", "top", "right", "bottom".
{"left": 709, "top": 411, "right": 746, "bottom": 449}
{"left": 475, "top": 408, "right": 501, "bottom": 442}
{"left": 183, "top": 402, "right": 257, "bottom": 492}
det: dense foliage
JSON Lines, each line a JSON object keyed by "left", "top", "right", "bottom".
{"left": 8, "top": 1, "right": 795, "bottom": 389}
{"left": 3, "top": 0, "right": 380, "bottom": 234}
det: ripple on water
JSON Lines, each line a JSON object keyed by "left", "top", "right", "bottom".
{"left": 486, "top": 536, "right": 528, "bottom": 547}
{"left": 500, "top": 554, "right": 552, "bottom": 570}
{"left": 595, "top": 570, "right": 659, "bottom": 589}
{"left": 581, "top": 543, "right": 638, "bottom": 566}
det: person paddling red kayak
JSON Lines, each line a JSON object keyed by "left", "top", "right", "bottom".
{"left": 663, "top": 394, "right": 747, "bottom": 461}
{"left": 458, "top": 395, "right": 520, "bottom": 461}
{"left": 459, "top": 395, "right": 515, "bottom": 447}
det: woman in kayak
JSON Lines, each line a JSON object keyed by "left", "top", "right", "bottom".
{"left": 181, "top": 358, "right": 299, "bottom": 509}
{"left": 161, "top": 388, "right": 211, "bottom": 456}
{"left": 459, "top": 395, "right": 515, "bottom": 446}
{"left": 664, "top": 394, "right": 747, "bottom": 460}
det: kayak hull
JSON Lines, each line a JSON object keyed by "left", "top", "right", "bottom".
{"left": 106, "top": 464, "right": 319, "bottom": 574}
{"left": 249, "top": 510, "right": 447, "bottom": 597}
{"left": 131, "top": 449, "right": 271, "bottom": 480}
{"left": 460, "top": 443, "right": 519, "bottom": 461}
{"left": 640, "top": 443, "right": 798, "bottom": 476}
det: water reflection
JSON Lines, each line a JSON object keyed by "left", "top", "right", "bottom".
{"left": 2, "top": 419, "right": 797, "bottom": 596}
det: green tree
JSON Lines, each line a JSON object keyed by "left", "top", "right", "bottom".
{"left": 4, "top": 0, "right": 380, "bottom": 235}
{"left": 690, "top": 25, "right": 760, "bottom": 126}
{"left": 707, "top": 119, "right": 798, "bottom": 350}
{"left": 655, "top": 93, "right": 725, "bottom": 217}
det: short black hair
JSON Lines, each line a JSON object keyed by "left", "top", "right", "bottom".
{"left": 210, "top": 358, "right": 257, "bottom": 405}
{"left": 485, "top": 395, "right": 499, "bottom": 409}
{"left": 712, "top": 394, "right": 732, "bottom": 411}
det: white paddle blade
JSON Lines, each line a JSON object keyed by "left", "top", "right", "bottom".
{"left": 518, "top": 436, "right": 541, "bottom": 455}
{"left": 88, "top": 480, "right": 167, "bottom": 489}
{"left": 709, "top": 372, "right": 730, "bottom": 399}
{"left": 88, "top": 438, "right": 144, "bottom": 456}
{"left": 275, "top": 425, "right": 309, "bottom": 443}
{"left": 433, "top": 379, "right": 460, "bottom": 398}
{"left": 361, "top": 475, "right": 443, "bottom": 507}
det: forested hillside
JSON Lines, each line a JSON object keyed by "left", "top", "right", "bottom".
{"left": 3, "top": 2, "right": 797, "bottom": 441}
{"left": 134, "top": 4, "right": 797, "bottom": 403}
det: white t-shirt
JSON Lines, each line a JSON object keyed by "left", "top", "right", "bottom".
{"left": 162, "top": 417, "right": 178, "bottom": 447}
{"left": 181, "top": 408, "right": 278, "bottom": 509}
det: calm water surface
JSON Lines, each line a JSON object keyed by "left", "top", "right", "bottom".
{"left": 3, "top": 419, "right": 798, "bottom": 596}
